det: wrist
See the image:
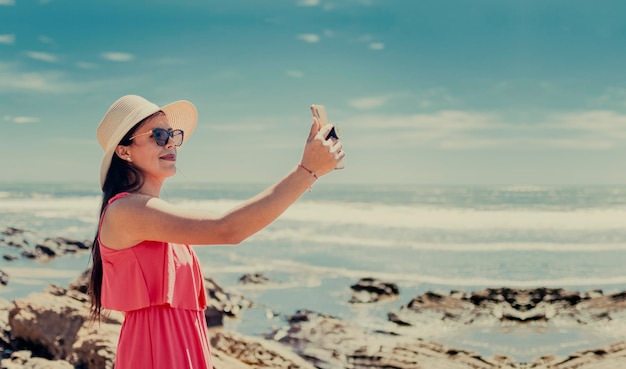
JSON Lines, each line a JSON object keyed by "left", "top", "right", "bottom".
{"left": 297, "top": 163, "right": 318, "bottom": 180}
{"left": 297, "top": 163, "right": 318, "bottom": 192}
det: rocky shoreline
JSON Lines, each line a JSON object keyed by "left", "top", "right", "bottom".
{"left": 3, "top": 275, "right": 626, "bottom": 369}
{"left": 2, "top": 227, "right": 626, "bottom": 368}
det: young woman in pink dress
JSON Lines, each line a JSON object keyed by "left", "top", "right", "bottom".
{"left": 88, "top": 95, "right": 345, "bottom": 369}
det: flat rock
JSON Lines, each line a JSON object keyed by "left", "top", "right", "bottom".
{"left": 266, "top": 309, "right": 518, "bottom": 369}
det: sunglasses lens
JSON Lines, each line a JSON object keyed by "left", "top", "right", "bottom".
{"left": 153, "top": 129, "right": 169, "bottom": 146}
{"left": 172, "top": 130, "right": 183, "bottom": 147}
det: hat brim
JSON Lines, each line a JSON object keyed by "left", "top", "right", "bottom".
{"left": 99, "top": 100, "right": 198, "bottom": 189}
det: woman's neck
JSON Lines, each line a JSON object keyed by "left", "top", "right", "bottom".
{"left": 136, "top": 178, "right": 163, "bottom": 197}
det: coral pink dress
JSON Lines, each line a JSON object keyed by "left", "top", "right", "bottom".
{"left": 98, "top": 192, "right": 213, "bottom": 369}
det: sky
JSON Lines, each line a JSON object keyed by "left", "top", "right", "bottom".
{"left": 3, "top": 0, "right": 626, "bottom": 186}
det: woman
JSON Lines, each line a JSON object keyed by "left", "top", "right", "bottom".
{"left": 89, "top": 94, "right": 345, "bottom": 369}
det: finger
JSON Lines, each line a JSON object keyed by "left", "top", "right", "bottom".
{"left": 330, "top": 141, "right": 343, "bottom": 153}
{"left": 308, "top": 118, "right": 321, "bottom": 142}
{"left": 318, "top": 124, "right": 334, "bottom": 140}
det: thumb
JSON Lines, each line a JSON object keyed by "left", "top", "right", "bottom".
{"left": 308, "top": 118, "right": 320, "bottom": 141}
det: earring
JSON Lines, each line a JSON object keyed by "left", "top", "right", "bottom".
{"left": 126, "top": 156, "right": 132, "bottom": 162}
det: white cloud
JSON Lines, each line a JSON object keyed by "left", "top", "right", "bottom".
{"left": 26, "top": 51, "right": 57, "bottom": 63}
{"left": 286, "top": 70, "right": 303, "bottom": 79}
{"left": 357, "top": 34, "right": 373, "bottom": 43}
{"left": 343, "top": 110, "right": 495, "bottom": 131}
{"left": 209, "top": 125, "right": 266, "bottom": 133}
{"left": 14, "top": 116, "right": 40, "bottom": 124}
{"left": 364, "top": 111, "right": 497, "bottom": 130}
{"left": 4, "top": 116, "right": 40, "bottom": 124}
{"left": 348, "top": 96, "right": 389, "bottom": 110}
{"left": 590, "top": 87, "right": 626, "bottom": 107}
{"left": 297, "top": 0, "right": 319, "bottom": 6}
{"left": 0, "top": 0, "right": 15, "bottom": 5}
{"left": 337, "top": 111, "right": 499, "bottom": 149}
{"left": 0, "top": 61, "right": 156, "bottom": 94}
{"left": 76, "top": 61, "right": 98, "bottom": 69}
{"left": 539, "top": 81, "right": 554, "bottom": 90}
{"left": 438, "top": 137, "right": 520, "bottom": 150}
{"left": 547, "top": 110, "right": 626, "bottom": 140}
{"left": 355, "top": 34, "right": 384, "bottom": 50}
{"left": 416, "top": 87, "right": 461, "bottom": 108}
{"left": 38, "top": 35, "right": 55, "bottom": 44}
{"left": 0, "top": 34, "right": 15, "bottom": 45}
{"left": 440, "top": 137, "right": 614, "bottom": 150}
{"left": 536, "top": 138, "right": 614, "bottom": 150}
{"left": 492, "top": 81, "right": 510, "bottom": 91}
{"left": 6, "top": 72, "right": 61, "bottom": 91}
{"left": 338, "top": 109, "right": 626, "bottom": 150}
{"left": 369, "top": 42, "right": 384, "bottom": 50}
{"left": 297, "top": 34, "right": 320, "bottom": 43}
{"left": 0, "top": 62, "right": 78, "bottom": 92}
{"left": 49, "top": 137, "right": 96, "bottom": 145}
{"left": 350, "top": 89, "right": 459, "bottom": 111}
{"left": 101, "top": 52, "right": 134, "bottom": 62}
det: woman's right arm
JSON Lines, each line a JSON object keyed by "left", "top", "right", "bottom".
{"left": 100, "top": 120, "right": 345, "bottom": 249}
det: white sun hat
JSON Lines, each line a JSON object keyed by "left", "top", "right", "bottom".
{"left": 96, "top": 95, "right": 198, "bottom": 189}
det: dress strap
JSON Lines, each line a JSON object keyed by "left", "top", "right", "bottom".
{"left": 98, "top": 192, "right": 132, "bottom": 244}
{"left": 108, "top": 192, "right": 131, "bottom": 204}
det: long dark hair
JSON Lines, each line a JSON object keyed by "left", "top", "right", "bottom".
{"left": 88, "top": 112, "right": 162, "bottom": 322}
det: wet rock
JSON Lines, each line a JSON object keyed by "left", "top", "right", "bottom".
{"left": 0, "top": 227, "right": 90, "bottom": 262}
{"left": 1, "top": 298, "right": 12, "bottom": 354}
{"left": 2, "top": 350, "right": 75, "bottom": 369}
{"left": 204, "top": 277, "right": 252, "bottom": 327}
{"left": 68, "top": 269, "right": 90, "bottom": 295}
{"left": 0, "top": 227, "right": 32, "bottom": 249}
{"left": 2, "top": 237, "right": 30, "bottom": 249}
{"left": 1, "top": 227, "right": 25, "bottom": 236}
{"left": 0, "top": 270, "right": 8, "bottom": 286}
{"left": 349, "top": 277, "right": 399, "bottom": 303}
{"left": 20, "top": 250, "right": 37, "bottom": 259}
{"left": 388, "top": 287, "right": 599, "bottom": 327}
{"left": 2, "top": 254, "right": 18, "bottom": 261}
{"left": 388, "top": 290, "right": 476, "bottom": 326}
{"left": 35, "top": 237, "right": 91, "bottom": 259}
{"left": 239, "top": 272, "right": 270, "bottom": 285}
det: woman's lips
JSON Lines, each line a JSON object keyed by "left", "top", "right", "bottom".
{"left": 160, "top": 154, "right": 176, "bottom": 161}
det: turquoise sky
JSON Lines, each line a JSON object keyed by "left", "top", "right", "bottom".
{"left": 3, "top": 0, "right": 626, "bottom": 185}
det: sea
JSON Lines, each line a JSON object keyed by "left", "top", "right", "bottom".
{"left": 2, "top": 181, "right": 626, "bottom": 363}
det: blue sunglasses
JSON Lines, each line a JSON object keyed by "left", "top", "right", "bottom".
{"left": 129, "top": 128, "right": 184, "bottom": 147}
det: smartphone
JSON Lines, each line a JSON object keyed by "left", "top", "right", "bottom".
{"left": 310, "top": 104, "right": 344, "bottom": 169}
{"left": 310, "top": 104, "right": 339, "bottom": 140}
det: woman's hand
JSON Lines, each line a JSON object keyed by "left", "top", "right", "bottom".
{"left": 300, "top": 118, "right": 346, "bottom": 178}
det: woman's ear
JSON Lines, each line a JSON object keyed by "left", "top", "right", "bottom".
{"left": 115, "top": 145, "right": 131, "bottom": 160}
